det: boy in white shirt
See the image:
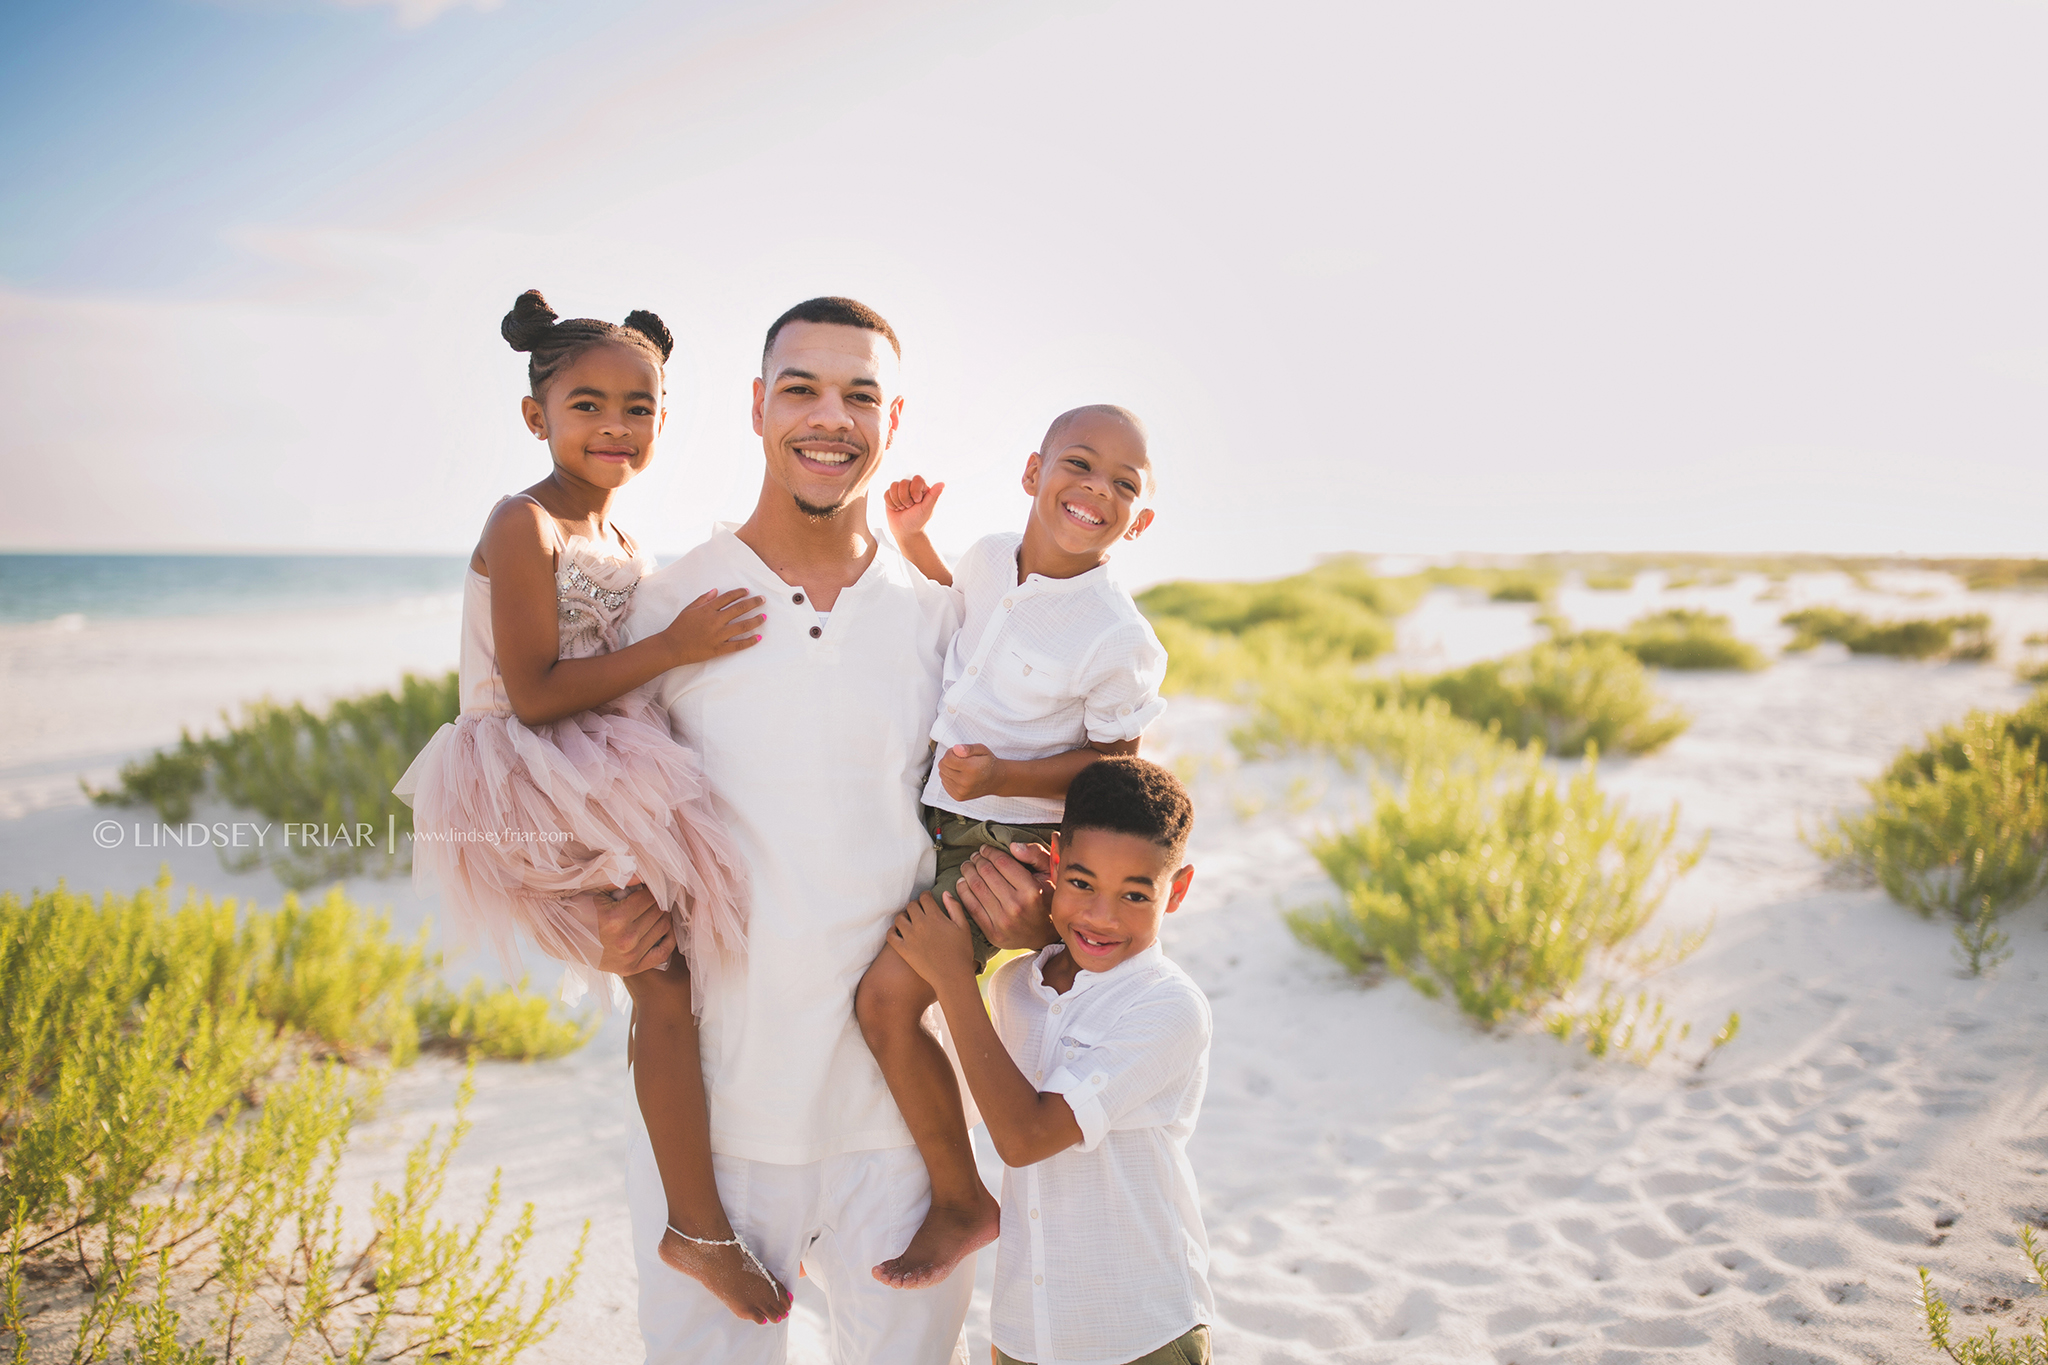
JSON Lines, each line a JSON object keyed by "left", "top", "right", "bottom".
{"left": 854, "top": 405, "right": 1169, "bottom": 1292}
{"left": 889, "top": 757, "right": 1212, "bottom": 1365}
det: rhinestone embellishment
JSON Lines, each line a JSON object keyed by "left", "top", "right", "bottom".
{"left": 558, "top": 560, "right": 636, "bottom": 614}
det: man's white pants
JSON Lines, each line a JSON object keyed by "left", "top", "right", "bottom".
{"left": 628, "top": 1126, "right": 973, "bottom": 1364}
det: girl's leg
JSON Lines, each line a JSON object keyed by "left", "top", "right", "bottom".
{"left": 623, "top": 955, "right": 792, "bottom": 1324}
{"left": 853, "top": 943, "right": 1001, "bottom": 1289}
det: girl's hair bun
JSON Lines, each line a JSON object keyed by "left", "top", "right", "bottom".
{"left": 622, "top": 309, "right": 675, "bottom": 362}
{"left": 502, "top": 290, "right": 559, "bottom": 353}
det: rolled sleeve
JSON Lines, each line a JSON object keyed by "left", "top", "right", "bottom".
{"left": 1040, "top": 989, "right": 1209, "bottom": 1153}
{"left": 1081, "top": 621, "right": 1170, "bottom": 744}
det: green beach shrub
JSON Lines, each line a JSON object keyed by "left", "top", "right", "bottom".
{"left": 1782, "top": 608, "right": 1994, "bottom": 661}
{"left": 1407, "top": 641, "right": 1690, "bottom": 757}
{"left": 1553, "top": 609, "right": 1767, "bottom": 672}
{"left": 1231, "top": 678, "right": 1503, "bottom": 772}
{"left": 1289, "top": 749, "right": 1705, "bottom": 1028}
{"left": 90, "top": 671, "right": 461, "bottom": 887}
{"left": 1814, "top": 698, "right": 2048, "bottom": 976}
{"left": 1583, "top": 572, "right": 1636, "bottom": 592}
{"left": 1917, "top": 1224, "right": 2048, "bottom": 1363}
{"left": 0, "top": 877, "right": 589, "bottom": 1363}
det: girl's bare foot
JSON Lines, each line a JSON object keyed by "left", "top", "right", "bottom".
{"left": 871, "top": 1189, "right": 1000, "bottom": 1290}
{"left": 658, "top": 1226, "right": 792, "bottom": 1324}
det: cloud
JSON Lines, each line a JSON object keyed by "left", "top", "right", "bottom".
{"left": 319, "top": 0, "right": 504, "bottom": 28}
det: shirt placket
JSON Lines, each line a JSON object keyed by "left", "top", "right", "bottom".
{"left": 940, "top": 579, "right": 1038, "bottom": 723}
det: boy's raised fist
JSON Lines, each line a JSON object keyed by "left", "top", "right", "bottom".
{"left": 883, "top": 476, "right": 945, "bottom": 539}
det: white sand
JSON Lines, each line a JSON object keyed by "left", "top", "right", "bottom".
{"left": 4, "top": 578, "right": 2047, "bottom": 1362}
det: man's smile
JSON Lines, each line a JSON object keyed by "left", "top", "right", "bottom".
{"left": 793, "top": 442, "right": 862, "bottom": 474}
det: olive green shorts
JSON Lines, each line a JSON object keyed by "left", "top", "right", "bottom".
{"left": 925, "top": 806, "right": 1060, "bottom": 971}
{"left": 996, "top": 1324, "right": 1210, "bottom": 1365}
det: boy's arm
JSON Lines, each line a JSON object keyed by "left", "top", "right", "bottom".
{"left": 884, "top": 477, "right": 953, "bottom": 587}
{"left": 936, "top": 737, "right": 1138, "bottom": 803}
{"left": 888, "top": 894, "right": 1083, "bottom": 1168}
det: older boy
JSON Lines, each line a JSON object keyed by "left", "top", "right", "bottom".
{"left": 890, "top": 757, "right": 1214, "bottom": 1365}
{"left": 855, "top": 405, "right": 1169, "bottom": 1291}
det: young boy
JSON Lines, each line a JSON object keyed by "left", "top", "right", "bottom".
{"left": 889, "top": 757, "right": 1213, "bottom": 1365}
{"left": 854, "top": 404, "right": 1169, "bottom": 1291}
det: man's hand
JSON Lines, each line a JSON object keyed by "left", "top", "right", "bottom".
{"left": 561, "top": 885, "right": 675, "bottom": 975}
{"left": 887, "top": 892, "right": 977, "bottom": 988}
{"left": 882, "top": 476, "right": 945, "bottom": 541}
{"left": 936, "top": 743, "right": 1004, "bottom": 802}
{"left": 954, "top": 843, "right": 1059, "bottom": 952}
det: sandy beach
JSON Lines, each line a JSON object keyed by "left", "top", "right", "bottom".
{"left": 4, "top": 572, "right": 2047, "bottom": 1363}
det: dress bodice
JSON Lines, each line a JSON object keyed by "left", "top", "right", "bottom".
{"left": 457, "top": 510, "right": 655, "bottom": 716}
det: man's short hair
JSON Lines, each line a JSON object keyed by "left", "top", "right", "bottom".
{"left": 1061, "top": 756, "right": 1194, "bottom": 865}
{"left": 762, "top": 297, "right": 901, "bottom": 367}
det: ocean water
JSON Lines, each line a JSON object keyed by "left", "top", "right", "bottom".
{"left": 0, "top": 553, "right": 469, "bottom": 625}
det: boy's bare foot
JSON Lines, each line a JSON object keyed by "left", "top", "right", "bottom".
{"left": 658, "top": 1225, "right": 792, "bottom": 1324}
{"left": 871, "top": 1191, "right": 1000, "bottom": 1290}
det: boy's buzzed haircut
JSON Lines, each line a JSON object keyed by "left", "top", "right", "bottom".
{"left": 762, "top": 296, "right": 901, "bottom": 366}
{"left": 1041, "top": 403, "right": 1146, "bottom": 455}
{"left": 1061, "top": 755, "right": 1194, "bottom": 864}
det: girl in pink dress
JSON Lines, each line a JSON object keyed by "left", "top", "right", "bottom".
{"left": 397, "top": 290, "right": 789, "bottom": 1325}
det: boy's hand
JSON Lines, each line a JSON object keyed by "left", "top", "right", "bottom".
{"left": 888, "top": 891, "right": 976, "bottom": 987}
{"left": 883, "top": 477, "right": 945, "bottom": 541}
{"left": 660, "top": 588, "right": 766, "bottom": 667}
{"left": 937, "top": 743, "right": 1004, "bottom": 801}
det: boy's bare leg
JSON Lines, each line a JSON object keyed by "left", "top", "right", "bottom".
{"left": 623, "top": 955, "right": 792, "bottom": 1324}
{"left": 854, "top": 943, "right": 1001, "bottom": 1289}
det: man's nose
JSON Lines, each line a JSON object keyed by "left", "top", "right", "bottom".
{"left": 807, "top": 392, "right": 855, "bottom": 430}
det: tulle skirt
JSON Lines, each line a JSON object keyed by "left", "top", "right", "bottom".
{"left": 395, "top": 701, "right": 747, "bottom": 1013}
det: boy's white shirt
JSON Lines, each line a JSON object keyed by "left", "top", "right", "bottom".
{"left": 924, "top": 532, "right": 1168, "bottom": 826}
{"left": 987, "top": 942, "right": 1213, "bottom": 1365}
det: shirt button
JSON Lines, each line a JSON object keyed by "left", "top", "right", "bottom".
{"left": 947, "top": 705, "right": 957, "bottom": 714}
{"left": 791, "top": 592, "right": 804, "bottom": 604}
{"left": 1021, "top": 664, "right": 1032, "bottom": 676}
{"left": 1051, "top": 1003, "right": 1061, "bottom": 1014}
{"left": 1030, "top": 1208, "right": 1039, "bottom": 1219}
{"left": 1119, "top": 705, "right": 1131, "bottom": 716}
{"left": 808, "top": 625, "right": 822, "bottom": 639}
{"left": 1035, "top": 1070, "right": 1043, "bottom": 1081}
{"left": 1065, "top": 1049, "right": 1076, "bottom": 1060}
{"left": 1033, "top": 1275, "right": 1043, "bottom": 1286}
{"left": 1002, "top": 598, "right": 1014, "bottom": 609}
{"left": 967, "top": 665, "right": 977, "bottom": 675}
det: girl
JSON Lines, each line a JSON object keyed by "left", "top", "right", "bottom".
{"left": 397, "top": 290, "right": 790, "bottom": 1325}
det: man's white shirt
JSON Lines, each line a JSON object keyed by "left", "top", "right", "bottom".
{"left": 625, "top": 526, "right": 962, "bottom": 1164}
{"left": 924, "top": 532, "right": 1167, "bottom": 827}
{"left": 987, "top": 942, "right": 1213, "bottom": 1365}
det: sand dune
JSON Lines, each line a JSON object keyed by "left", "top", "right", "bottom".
{"left": 4, "top": 579, "right": 2046, "bottom": 1361}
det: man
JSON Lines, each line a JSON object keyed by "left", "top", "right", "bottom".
{"left": 587, "top": 297, "right": 1056, "bottom": 1364}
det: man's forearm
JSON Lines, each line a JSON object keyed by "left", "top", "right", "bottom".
{"left": 931, "top": 974, "right": 1081, "bottom": 1168}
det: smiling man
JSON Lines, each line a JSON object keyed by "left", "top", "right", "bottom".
{"left": 610, "top": 297, "right": 989, "bottom": 1364}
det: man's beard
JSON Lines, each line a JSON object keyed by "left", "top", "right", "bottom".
{"left": 794, "top": 494, "right": 848, "bottom": 520}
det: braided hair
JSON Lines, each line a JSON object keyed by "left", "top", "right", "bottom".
{"left": 502, "top": 290, "right": 675, "bottom": 398}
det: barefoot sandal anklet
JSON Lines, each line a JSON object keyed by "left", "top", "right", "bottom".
{"left": 666, "top": 1224, "right": 779, "bottom": 1288}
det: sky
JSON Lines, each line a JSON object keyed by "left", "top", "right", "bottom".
{"left": 2, "top": 0, "right": 2045, "bottom": 582}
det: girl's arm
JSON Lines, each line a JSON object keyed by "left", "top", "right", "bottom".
{"left": 883, "top": 476, "right": 952, "bottom": 587}
{"left": 936, "top": 736, "right": 1140, "bottom": 803}
{"left": 888, "top": 894, "right": 1083, "bottom": 1168}
{"left": 483, "top": 498, "right": 767, "bottom": 727}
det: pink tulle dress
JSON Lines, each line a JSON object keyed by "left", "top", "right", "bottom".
{"left": 395, "top": 496, "right": 747, "bottom": 1010}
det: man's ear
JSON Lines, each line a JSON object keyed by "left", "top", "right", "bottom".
{"left": 1164, "top": 864, "right": 1194, "bottom": 914}
{"left": 1021, "top": 452, "right": 1043, "bottom": 496}
{"left": 884, "top": 394, "right": 904, "bottom": 451}
{"left": 522, "top": 395, "right": 547, "bottom": 439}
{"left": 750, "top": 376, "right": 766, "bottom": 436}
{"left": 1124, "top": 507, "right": 1155, "bottom": 542}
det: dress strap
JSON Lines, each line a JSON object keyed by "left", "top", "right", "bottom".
{"left": 506, "top": 492, "right": 566, "bottom": 570}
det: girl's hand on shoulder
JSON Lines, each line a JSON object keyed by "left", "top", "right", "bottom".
{"left": 884, "top": 476, "right": 944, "bottom": 540}
{"left": 660, "top": 588, "right": 766, "bottom": 667}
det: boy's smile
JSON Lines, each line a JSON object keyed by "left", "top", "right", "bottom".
{"left": 1043, "top": 826, "right": 1194, "bottom": 990}
{"left": 1018, "top": 409, "right": 1154, "bottom": 580}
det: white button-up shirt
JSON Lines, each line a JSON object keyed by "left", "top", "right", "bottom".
{"left": 924, "top": 533, "right": 1168, "bottom": 826}
{"left": 625, "top": 527, "right": 962, "bottom": 1164}
{"left": 988, "top": 942, "right": 1213, "bottom": 1365}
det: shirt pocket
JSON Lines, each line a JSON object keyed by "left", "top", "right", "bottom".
{"left": 1001, "top": 647, "right": 1075, "bottom": 715}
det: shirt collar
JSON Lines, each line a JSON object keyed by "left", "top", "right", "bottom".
{"left": 1010, "top": 539, "right": 1116, "bottom": 596}
{"left": 1030, "top": 940, "right": 1165, "bottom": 999}
{"left": 711, "top": 522, "right": 910, "bottom": 596}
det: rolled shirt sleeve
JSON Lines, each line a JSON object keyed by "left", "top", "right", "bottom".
{"left": 1040, "top": 988, "right": 1210, "bottom": 1153}
{"left": 1079, "top": 619, "right": 1170, "bottom": 745}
